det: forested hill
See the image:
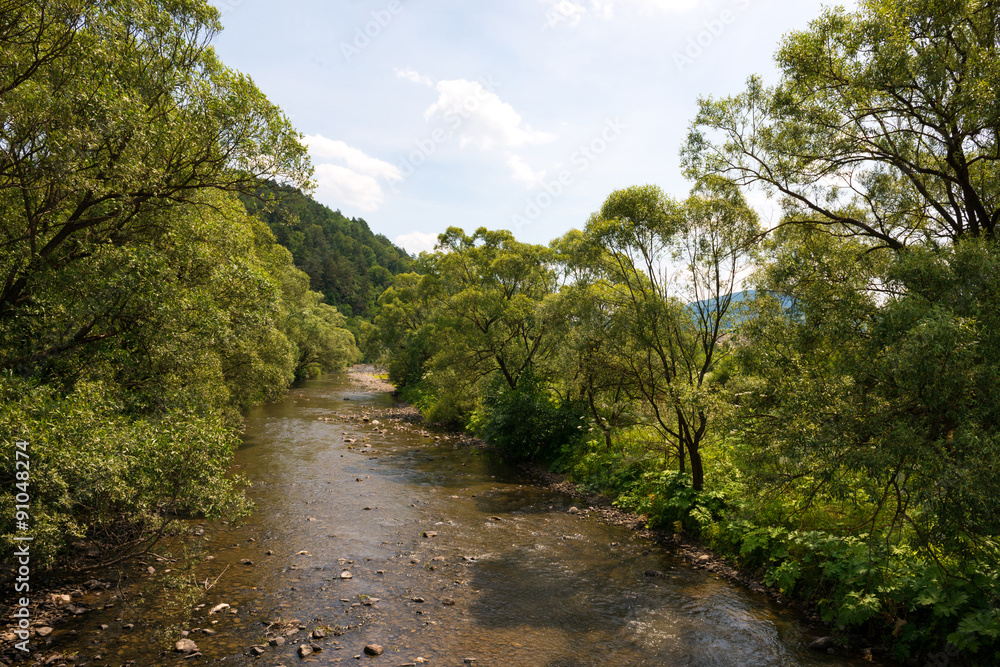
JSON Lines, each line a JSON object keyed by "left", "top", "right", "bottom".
{"left": 242, "top": 184, "right": 413, "bottom": 318}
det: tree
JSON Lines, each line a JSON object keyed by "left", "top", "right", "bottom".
{"left": 373, "top": 272, "right": 436, "bottom": 388}
{"left": 0, "top": 0, "right": 311, "bottom": 350}
{"left": 683, "top": 0, "right": 1000, "bottom": 248}
{"left": 425, "top": 227, "right": 563, "bottom": 397}
{"left": 373, "top": 228, "right": 564, "bottom": 425}
{"left": 0, "top": 0, "right": 355, "bottom": 573}
{"left": 577, "top": 181, "right": 758, "bottom": 490}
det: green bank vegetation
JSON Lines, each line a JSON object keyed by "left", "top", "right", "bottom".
{"left": 1, "top": 0, "right": 998, "bottom": 662}
{"left": 0, "top": 1, "right": 363, "bottom": 573}
{"left": 371, "top": 0, "right": 1000, "bottom": 662}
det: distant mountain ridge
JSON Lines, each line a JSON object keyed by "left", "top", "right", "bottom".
{"left": 688, "top": 290, "right": 794, "bottom": 314}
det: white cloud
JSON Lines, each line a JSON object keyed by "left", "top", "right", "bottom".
{"left": 304, "top": 135, "right": 401, "bottom": 181}
{"left": 313, "top": 163, "right": 387, "bottom": 212}
{"left": 395, "top": 231, "right": 439, "bottom": 254}
{"left": 303, "top": 135, "right": 401, "bottom": 212}
{"left": 423, "top": 79, "right": 555, "bottom": 151}
{"left": 395, "top": 67, "right": 434, "bottom": 87}
{"left": 507, "top": 154, "right": 547, "bottom": 187}
{"left": 543, "top": 0, "right": 700, "bottom": 27}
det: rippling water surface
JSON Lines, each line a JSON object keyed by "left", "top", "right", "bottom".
{"left": 44, "top": 373, "right": 873, "bottom": 666}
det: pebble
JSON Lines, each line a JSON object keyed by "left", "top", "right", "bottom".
{"left": 298, "top": 645, "right": 313, "bottom": 657}
{"left": 36, "top": 627, "right": 53, "bottom": 637}
{"left": 340, "top": 571, "right": 353, "bottom": 579}
{"left": 364, "top": 644, "right": 384, "bottom": 656}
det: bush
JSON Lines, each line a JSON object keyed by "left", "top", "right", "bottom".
{"left": 474, "top": 375, "right": 588, "bottom": 462}
{"left": 0, "top": 374, "right": 250, "bottom": 574}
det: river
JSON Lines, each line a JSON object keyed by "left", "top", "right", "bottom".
{"left": 34, "top": 371, "right": 873, "bottom": 666}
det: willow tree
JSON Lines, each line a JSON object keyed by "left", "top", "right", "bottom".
{"left": 580, "top": 180, "right": 758, "bottom": 490}
{"left": 683, "top": 0, "right": 1000, "bottom": 248}
{"left": 0, "top": 0, "right": 311, "bottom": 365}
{"left": 0, "top": 0, "right": 318, "bottom": 571}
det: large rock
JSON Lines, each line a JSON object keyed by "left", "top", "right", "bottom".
{"left": 808, "top": 636, "right": 834, "bottom": 651}
{"left": 175, "top": 638, "right": 199, "bottom": 654}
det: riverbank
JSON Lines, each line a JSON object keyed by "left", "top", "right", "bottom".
{"left": 3, "top": 369, "right": 867, "bottom": 666}
{"left": 356, "top": 366, "right": 902, "bottom": 666}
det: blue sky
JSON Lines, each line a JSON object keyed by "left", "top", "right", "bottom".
{"left": 209, "top": 0, "right": 850, "bottom": 254}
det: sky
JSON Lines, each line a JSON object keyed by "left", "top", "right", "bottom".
{"left": 208, "top": 0, "right": 852, "bottom": 255}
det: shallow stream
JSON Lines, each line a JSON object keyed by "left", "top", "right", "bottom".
{"left": 35, "top": 372, "right": 872, "bottom": 666}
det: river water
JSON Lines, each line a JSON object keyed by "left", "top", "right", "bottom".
{"left": 37, "top": 372, "right": 871, "bottom": 666}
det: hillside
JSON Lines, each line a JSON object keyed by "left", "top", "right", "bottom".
{"left": 242, "top": 184, "right": 413, "bottom": 318}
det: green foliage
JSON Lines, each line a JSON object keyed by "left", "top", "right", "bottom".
{"left": 0, "top": 374, "right": 250, "bottom": 571}
{"left": 473, "top": 375, "right": 588, "bottom": 462}
{"left": 242, "top": 183, "right": 412, "bottom": 318}
{"left": 616, "top": 469, "right": 727, "bottom": 532}
{"left": 0, "top": 1, "right": 358, "bottom": 574}
{"left": 684, "top": 0, "right": 1000, "bottom": 247}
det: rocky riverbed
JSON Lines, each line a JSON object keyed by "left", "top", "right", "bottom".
{"left": 2, "top": 370, "right": 873, "bottom": 667}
